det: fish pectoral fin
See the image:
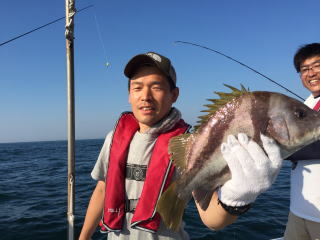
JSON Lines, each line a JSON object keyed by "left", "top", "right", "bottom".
{"left": 156, "top": 182, "right": 187, "bottom": 231}
{"left": 193, "top": 187, "right": 215, "bottom": 211}
{"left": 169, "top": 134, "right": 191, "bottom": 171}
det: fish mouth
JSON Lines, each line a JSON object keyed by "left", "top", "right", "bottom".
{"left": 313, "top": 127, "right": 320, "bottom": 141}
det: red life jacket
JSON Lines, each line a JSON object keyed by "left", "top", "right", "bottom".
{"left": 100, "top": 112, "right": 190, "bottom": 233}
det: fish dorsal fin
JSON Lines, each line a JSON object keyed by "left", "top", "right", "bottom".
{"left": 169, "top": 133, "right": 192, "bottom": 173}
{"left": 194, "top": 84, "right": 250, "bottom": 131}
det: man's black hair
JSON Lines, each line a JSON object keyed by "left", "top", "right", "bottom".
{"left": 294, "top": 43, "right": 320, "bottom": 73}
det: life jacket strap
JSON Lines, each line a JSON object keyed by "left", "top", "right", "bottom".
{"left": 125, "top": 199, "right": 139, "bottom": 213}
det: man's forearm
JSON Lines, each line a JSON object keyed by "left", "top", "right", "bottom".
{"left": 79, "top": 181, "right": 105, "bottom": 240}
{"left": 194, "top": 191, "right": 238, "bottom": 230}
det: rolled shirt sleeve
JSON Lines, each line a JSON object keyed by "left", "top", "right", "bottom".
{"left": 91, "top": 131, "right": 113, "bottom": 181}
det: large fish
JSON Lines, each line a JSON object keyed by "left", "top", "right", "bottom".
{"left": 156, "top": 85, "right": 320, "bottom": 231}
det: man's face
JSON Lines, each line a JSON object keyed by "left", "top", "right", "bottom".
{"left": 300, "top": 55, "right": 320, "bottom": 97}
{"left": 128, "top": 66, "right": 179, "bottom": 133}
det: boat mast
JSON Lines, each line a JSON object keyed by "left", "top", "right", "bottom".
{"left": 65, "top": 0, "right": 76, "bottom": 239}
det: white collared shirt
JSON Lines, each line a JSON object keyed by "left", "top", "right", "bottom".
{"left": 290, "top": 94, "right": 320, "bottom": 222}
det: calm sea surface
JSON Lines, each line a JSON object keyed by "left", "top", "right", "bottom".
{"left": 0, "top": 139, "right": 290, "bottom": 240}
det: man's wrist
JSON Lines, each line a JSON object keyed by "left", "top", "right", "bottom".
{"left": 217, "top": 198, "right": 251, "bottom": 216}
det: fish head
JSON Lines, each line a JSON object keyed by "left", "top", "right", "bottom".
{"left": 264, "top": 92, "right": 320, "bottom": 158}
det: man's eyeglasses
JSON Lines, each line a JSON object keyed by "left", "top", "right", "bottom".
{"left": 300, "top": 60, "right": 320, "bottom": 76}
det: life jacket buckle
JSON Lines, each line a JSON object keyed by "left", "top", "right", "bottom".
{"left": 125, "top": 199, "right": 138, "bottom": 213}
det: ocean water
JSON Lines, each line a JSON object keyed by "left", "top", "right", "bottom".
{"left": 0, "top": 139, "right": 290, "bottom": 240}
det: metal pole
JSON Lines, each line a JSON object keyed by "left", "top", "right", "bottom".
{"left": 65, "top": 0, "right": 76, "bottom": 240}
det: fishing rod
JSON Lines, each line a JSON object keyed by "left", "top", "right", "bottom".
{"left": 174, "top": 40, "right": 304, "bottom": 101}
{"left": 0, "top": 5, "right": 93, "bottom": 47}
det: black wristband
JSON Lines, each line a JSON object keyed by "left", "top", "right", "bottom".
{"left": 217, "top": 198, "right": 251, "bottom": 216}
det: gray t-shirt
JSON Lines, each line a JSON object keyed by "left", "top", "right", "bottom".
{"left": 91, "top": 130, "right": 190, "bottom": 240}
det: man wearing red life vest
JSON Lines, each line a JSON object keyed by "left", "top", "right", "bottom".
{"left": 79, "top": 52, "right": 283, "bottom": 240}
{"left": 284, "top": 43, "right": 320, "bottom": 240}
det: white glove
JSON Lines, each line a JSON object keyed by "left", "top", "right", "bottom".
{"left": 218, "top": 133, "right": 282, "bottom": 207}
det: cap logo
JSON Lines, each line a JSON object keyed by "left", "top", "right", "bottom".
{"left": 146, "top": 52, "right": 162, "bottom": 62}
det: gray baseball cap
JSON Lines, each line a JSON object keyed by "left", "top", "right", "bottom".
{"left": 124, "top": 52, "right": 177, "bottom": 87}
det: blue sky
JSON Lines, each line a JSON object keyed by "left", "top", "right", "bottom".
{"left": 1, "top": 0, "right": 319, "bottom": 143}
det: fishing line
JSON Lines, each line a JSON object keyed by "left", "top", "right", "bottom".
{"left": 174, "top": 40, "right": 304, "bottom": 101}
{"left": 0, "top": 5, "right": 94, "bottom": 47}
{"left": 92, "top": 6, "right": 110, "bottom": 68}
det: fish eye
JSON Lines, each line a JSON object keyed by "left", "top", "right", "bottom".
{"left": 294, "top": 109, "right": 306, "bottom": 119}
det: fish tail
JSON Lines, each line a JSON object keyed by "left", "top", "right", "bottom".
{"left": 156, "top": 181, "right": 187, "bottom": 231}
